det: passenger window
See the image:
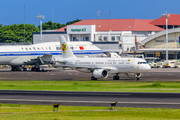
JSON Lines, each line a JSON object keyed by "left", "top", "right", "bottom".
{"left": 41, "top": 47, "right": 44, "bottom": 50}
{"left": 25, "top": 48, "right": 28, "bottom": 50}
{"left": 49, "top": 46, "right": 51, "bottom": 50}
{"left": 70, "top": 47, "right": 74, "bottom": 50}
{"left": 37, "top": 47, "right": 40, "bottom": 50}
{"left": 33, "top": 47, "right": 36, "bottom": 50}
{"left": 56, "top": 47, "right": 61, "bottom": 50}
{"left": 29, "top": 48, "right": 31, "bottom": 50}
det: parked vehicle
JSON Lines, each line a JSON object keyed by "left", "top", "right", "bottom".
{"left": 164, "top": 60, "right": 176, "bottom": 68}
{"left": 145, "top": 57, "right": 162, "bottom": 68}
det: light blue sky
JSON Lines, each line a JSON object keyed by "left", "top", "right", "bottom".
{"left": 0, "top": 0, "right": 179, "bottom": 26}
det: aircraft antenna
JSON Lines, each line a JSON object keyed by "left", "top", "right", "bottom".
{"left": 109, "top": 11, "right": 111, "bottom": 19}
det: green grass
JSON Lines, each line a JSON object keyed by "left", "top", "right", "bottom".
{"left": 1, "top": 81, "right": 180, "bottom": 92}
{"left": 0, "top": 104, "right": 180, "bottom": 120}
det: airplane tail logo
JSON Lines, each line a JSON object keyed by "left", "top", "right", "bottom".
{"left": 62, "top": 43, "right": 68, "bottom": 54}
{"left": 59, "top": 35, "right": 76, "bottom": 58}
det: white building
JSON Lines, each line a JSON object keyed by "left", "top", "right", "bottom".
{"left": 33, "top": 18, "right": 165, "bottom": 54}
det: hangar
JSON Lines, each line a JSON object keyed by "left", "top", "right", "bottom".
{"left": 139, "top": 14, "right": 180, "bottom": 59}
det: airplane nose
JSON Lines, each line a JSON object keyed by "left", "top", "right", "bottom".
{"left": 145, "top": 65, "right": 151, "bottom": 71}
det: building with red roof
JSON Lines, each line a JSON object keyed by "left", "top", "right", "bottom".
{"left": 150, "top": 14, "right": 180, "bottom": 29}
{"left": 33, "top": 14, "right": 180, "bottom": 56}
{"left": 57, "top": 19, "right": 164, "bottom": 32}
{"left": 55, "top": 19, "right": 164, "bottom": 53}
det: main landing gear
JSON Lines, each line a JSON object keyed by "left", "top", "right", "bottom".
{"left": 31, "top": 66, "right": 40, "bottom": 71}
{"left": 11, "top": 66, "right": 27, "bottom": 71}
{"left": 135, "top": 77, "right": 140, "bottom": 80}
{"left": 113, "top": 74, "right": 120, "bottom": 80}
{"left": 91, "top": 76, "right": 97, "bottom": 80}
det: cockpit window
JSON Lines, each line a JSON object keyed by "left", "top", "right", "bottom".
{"left": 138, "top": 62, "right": 148, "bottom": 64}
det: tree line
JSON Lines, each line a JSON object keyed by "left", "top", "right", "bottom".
{"left": 0, "top": 19, "right": 81, "bottom": 43}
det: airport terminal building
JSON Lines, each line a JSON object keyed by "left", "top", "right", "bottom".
{"left": 139, "top": 14, "right": 180, "bottom": 59}
{"left": 33, "top": 14, "right": 180, "bottom": 57}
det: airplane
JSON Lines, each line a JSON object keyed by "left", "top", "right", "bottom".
{"left": 0, "top": 41, "right": 103, "bottom": 71}
{"left": 56, "top": 35, "right": 151, "bottom": 80}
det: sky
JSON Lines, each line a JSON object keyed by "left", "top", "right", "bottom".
{"left": 0, "top": 0, "right": 180, "bottom": 27}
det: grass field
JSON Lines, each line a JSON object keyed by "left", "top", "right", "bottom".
{"left": 0, "top": 104, "right": 180, "bottom": 120}
{"left": 1, "top": 80, "right": 180, "bottom": 92}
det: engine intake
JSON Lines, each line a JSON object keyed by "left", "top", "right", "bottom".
{"left": 93, "top": 69, "right": 108, "bottom": 79}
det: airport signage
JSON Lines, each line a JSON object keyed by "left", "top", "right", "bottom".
{"left": 71, "top": 28, "right": 86, "bottom": 32}
{"left": 67, "top": 25, "right": 95, "bottom": 34}
{"left": 156, "top": 52, "right": 160, "bottom": 56}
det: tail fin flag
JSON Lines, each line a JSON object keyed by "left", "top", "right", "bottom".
{"left": 59, "top": 35, "right": 76, "bottom": 58}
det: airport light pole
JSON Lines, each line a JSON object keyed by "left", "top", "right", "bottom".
{"left": 36, "top": 15, "right": 45, "bottom": 43}
{"left": 161, "top": 13, "right": 170, "bottom": 60}
{"left": 98, "top": 10, "right": 101, "bottom": 30}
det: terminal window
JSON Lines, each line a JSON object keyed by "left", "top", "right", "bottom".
{"left": 156, "top": 40, "right": 164, "bottom": 42}
{"left": 104, "top": 36, "right": 107, "bottom": 41}
{"left": 111, "top": 36, "right": 115, "bottom": 41}
{"left": 85, "top": 37, "right": 89, "bottom": 41}
{"left": 56, "top": 47, "right": 61, "bottom": 50}
{"left": 73, "top": 37, "right": 77, "bottom": 41}
{"left": 98, "top": 36, "right": 102, "bottom": 41}
{"left": 116, "top": 36, "right": 120, "bottom": 41}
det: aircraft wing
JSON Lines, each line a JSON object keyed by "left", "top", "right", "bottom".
{"left": 56, "top": 60, "right": 67, "bottom": 65}
{"left": 39, "top": 54, "right": 53, "bottom": 64}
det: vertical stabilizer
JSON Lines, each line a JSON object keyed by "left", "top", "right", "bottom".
{"left": 59, "top": 35, "right": 76, "bottom": 58}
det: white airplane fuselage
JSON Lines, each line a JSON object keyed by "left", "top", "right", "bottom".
{"left": 61, "top": 57, "right": 150, "bottom": 73}
{"left": 0, "top": 42, "right": 103, "bottom": 66}
{"left": 57, "top": 35, "right": 151, "bottom": 80}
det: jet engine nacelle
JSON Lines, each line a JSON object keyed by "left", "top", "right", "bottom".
{"left": 126, "top": 73, "right": 141, "bottom": 78}
{"left": 93, "top": 69, "right": 108, "bottom": 79}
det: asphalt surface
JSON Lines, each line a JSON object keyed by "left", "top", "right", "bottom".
{"left": 1, "top": 90, "right": 180, "bottom": 108}
{"left": 0, "top": 67, "right": 179, "bottom": 81}
{"left": 1, "top": 67, "right": 180, "bottom": 108}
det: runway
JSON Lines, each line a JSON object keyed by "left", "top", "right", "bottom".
{"left": 0, "top": 68, "right": 180, "bottom": 108}
{"left": 0, "top": 67, "right": 179, "bottom": 81}
{"left": 0, "top": 90, "right": 180, "bottom": 108}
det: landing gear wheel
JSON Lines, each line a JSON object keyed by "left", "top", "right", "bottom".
{"left": 36, "top": 68, "right": 40, "bottom": 71}
{"left": 23, "top": 68, "right": 27, "bottom": 71}
{"left": 91, "top": 76, "right": 97, "bottom": 80}
{"left": 31, "top": 67, "right": 35, "bottom": 71}
{"left": 113, "top": 76, "right": 120, "bottom": 80}
{"left": 135, "top": 77, "right": 139, "bottom": 80}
